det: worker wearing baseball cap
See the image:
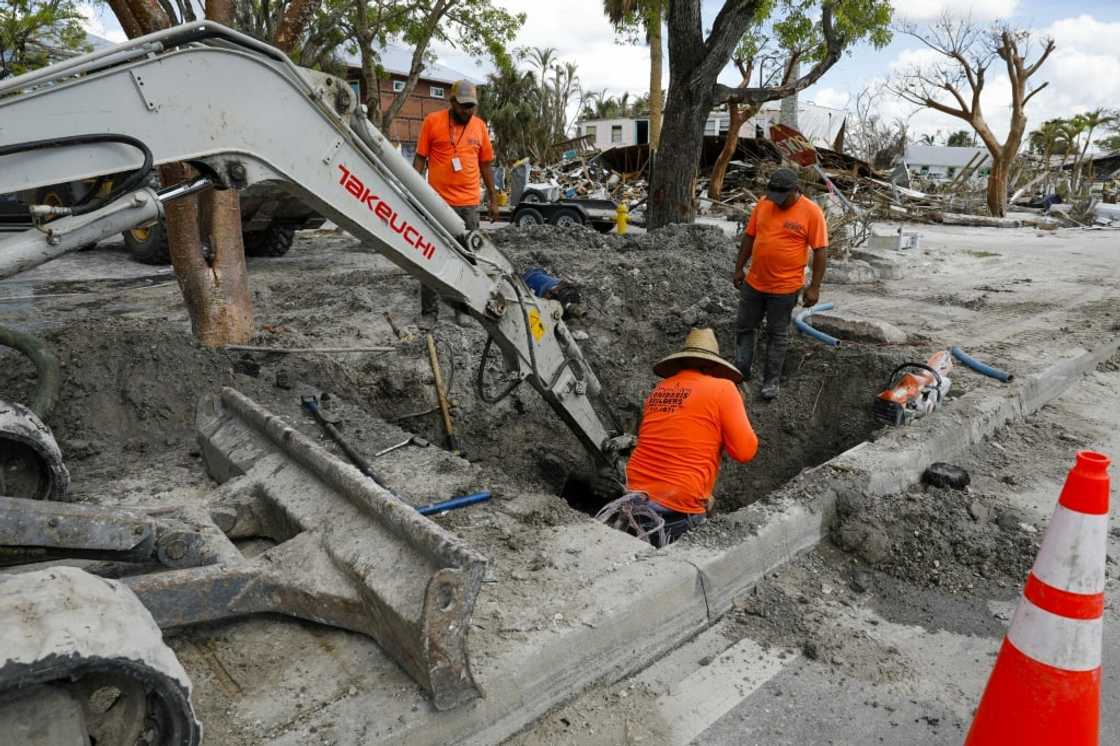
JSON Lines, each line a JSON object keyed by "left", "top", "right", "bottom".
{"left": 413, "top": 80, "right": 498, "bottom": 326}
{"left": 731, "top": 167, "right": 829, "bottom": 400}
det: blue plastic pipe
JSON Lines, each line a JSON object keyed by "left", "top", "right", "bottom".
{"left": 793, "top": 303, "right": 840, "bottom": 347}
{"left": 951, "top": 347, "right": 1014, "bottom": 383}
{"left": 416, "top": 491, "right": 492, "bottom": 516}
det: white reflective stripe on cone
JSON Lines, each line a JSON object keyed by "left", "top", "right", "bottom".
{"left": 1032, "top": 505, "right": 1108, "bottom": 595}
{"left": 1007, "top": 596, "right": 1103, "bottom": 672}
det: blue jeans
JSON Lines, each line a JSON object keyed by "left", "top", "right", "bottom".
{"left": 649, "top": 501, "right": 707, "bottom": 547}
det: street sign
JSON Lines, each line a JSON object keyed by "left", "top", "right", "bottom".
{"left": 769, "top": 124, "right": 818, "bottom": 167}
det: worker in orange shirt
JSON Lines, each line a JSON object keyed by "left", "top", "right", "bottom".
{"left": 732, "top": 168, "right": 829, "bottom": 400}
{"left": 413, "top": 80, "right": 499, "bottom": 325}
{"left": 598, "top": 328, "right": 758, "bottom": 547}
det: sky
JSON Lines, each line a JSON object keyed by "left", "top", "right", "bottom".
{"left": 81, "top": 0, "right": 1120, "bottom": 145}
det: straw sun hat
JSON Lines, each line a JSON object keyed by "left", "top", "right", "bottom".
{"left": 652, "top": 328, "right": 743, "bottom": 383}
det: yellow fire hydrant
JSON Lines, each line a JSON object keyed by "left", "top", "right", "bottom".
{"left": 615, "top": 202, "right": 629, "bottom": 235}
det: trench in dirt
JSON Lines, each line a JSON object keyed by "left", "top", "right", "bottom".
{"left": 0, "top": 316, "right": 908, "bottom": 520}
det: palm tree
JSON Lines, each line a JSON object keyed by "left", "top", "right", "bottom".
{"left": 1072, "top": 108, "right": 1117, "bottom": 189}
{"left": 603, "top": 0, "right": 663, "bottom": 149}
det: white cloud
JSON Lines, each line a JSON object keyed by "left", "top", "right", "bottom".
{"left": 431, "top": 0, "right": 653, "bottom": 97}
{"left": 875, "top": 13, "right": 1120, "bottom": 145}
{"left": 79, "top": 4, "right": 127, "bottom": 44}
{"left": 891, "top": 0, "right": 1020, "bottom": 23}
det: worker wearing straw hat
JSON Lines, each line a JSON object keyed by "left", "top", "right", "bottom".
{"left": 597, "top": 328, "right": 758, "bottom": 547}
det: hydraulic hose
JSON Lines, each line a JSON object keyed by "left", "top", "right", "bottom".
{"left": 951, "top": 346, "right": 1014, "bottom": 382}
{"left": 793, "top": 303, "right": 840, "bottom": 347}
{"left": 0, "top": 134, "right": 153, "bottom": 216}
{"left": 0, "top": 324, "right": 60, "bottom": 418}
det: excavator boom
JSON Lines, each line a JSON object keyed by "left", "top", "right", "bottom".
{"left": 0, "top": 22, "right": 617, "bottom": 462}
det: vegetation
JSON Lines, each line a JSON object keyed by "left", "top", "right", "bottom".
{"left": 890, "top": 15, "right": 1055, "bottom": 217}
{"left": 602, "top": 0, "right": 663, "bottom": 149}
{"left": 649, "top": 0, "right": 893, "bottom": 228}
{"left": 0, "top": 0, "right": 88, "bottom": 79}
{"left": 478, "top": 46, "right": 585, "bottom": 165}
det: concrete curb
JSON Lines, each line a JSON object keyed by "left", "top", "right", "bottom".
{"left": 287, "top": 339, "right": 1119, "bottom": 744}
{"left": 677, "top": 336, "right": 1120, "bottom": 620}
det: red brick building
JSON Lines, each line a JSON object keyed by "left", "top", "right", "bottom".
{"left": 341, "top": 44, "right": 479, "bottom": 160}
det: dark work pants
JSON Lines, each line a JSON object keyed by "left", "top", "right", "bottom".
{"left": 735, "top": 282, "right": 800, "bottom": 384}
{"left": 421, "top": 205, "right": 479, "bottom": 315}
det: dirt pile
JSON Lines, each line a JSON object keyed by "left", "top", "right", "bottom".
{"left": 831, "top": 481, "right": 1040, "bottom": 593}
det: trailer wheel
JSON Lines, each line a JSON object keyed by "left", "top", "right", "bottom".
{"left": 549, "top": 207, "right": 584, "bottom": 227}
{"left": 520, "top": 189, "right": 546, "bottom": 203}
{"left": 515, "top": 207, "right": 545, "bottom": 227}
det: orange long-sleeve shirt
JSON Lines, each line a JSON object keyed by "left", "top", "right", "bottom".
{"left": 626, "top": 369, "right": 758, "bottom": 514}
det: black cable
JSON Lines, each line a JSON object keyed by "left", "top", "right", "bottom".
{"left": 0, "top": 134, "right": 153, "bottom": 216}
{"left": 475, "top": 334, "right": 523, "bottom": 404}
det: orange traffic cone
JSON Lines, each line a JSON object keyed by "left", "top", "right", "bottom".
{"left": 964, "top": 450, "right": 1111, "bottom": 745}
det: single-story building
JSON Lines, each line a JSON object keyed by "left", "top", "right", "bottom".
{"left": 903, "top": 144, "right": 991, "bottom": 182}
{"left": 576, "top": 100, "right": 847, "bottom": 151}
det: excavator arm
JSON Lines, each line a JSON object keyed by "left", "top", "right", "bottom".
{"left": 0, "top": 23, "right": 621, "bottom": 464}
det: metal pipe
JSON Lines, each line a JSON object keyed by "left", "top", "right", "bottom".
{"left": 0, "top": 188, "right": 161, "bottom": 280}
{"left": 793, "top": 302, "right": 840, "bottom": 347}
{"left": 157, "top": 177, "right": 213, "bottom": 204}
{"left": 951, "top": 346, "right": 1014, "bottom": 382}
{"left": 416, "top": 491, "right": 491, "bottom": 516}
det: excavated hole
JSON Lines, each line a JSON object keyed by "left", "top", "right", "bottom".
{"left": 560, "top": 343, "right": 910, "bottom": 515}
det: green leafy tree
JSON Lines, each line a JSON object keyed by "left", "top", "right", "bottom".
{"left": 650, "top": 0, "right": 893, "bottom": 228}
{"left": 1070, "top": 108, "right": 1116, "bottom": 188}
{"left": 946, "top": 129, "right": 973, "bottom": 146}
{"left": 336, "top": 0, "right": 522, "bottom": 134}
{"left": 478, "top": 46, "right": 585, "bottom": 163}
{"left": 0, "top": 0, "right": 88, "bottom": 79}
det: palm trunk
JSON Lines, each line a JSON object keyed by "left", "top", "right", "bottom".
{"left": 648, "top": 0, "right": 663, "bottom": 150}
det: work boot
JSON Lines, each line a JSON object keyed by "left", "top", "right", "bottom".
{"left": 760, "top": 379, "right": 780, "bottom": 400}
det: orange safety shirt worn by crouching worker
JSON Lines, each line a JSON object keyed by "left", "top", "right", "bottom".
{"left": 626, "top": 369, "right": 759, "bottom": 514}
{"left": 416, "top": 109, "right": 494, "bottom": 207}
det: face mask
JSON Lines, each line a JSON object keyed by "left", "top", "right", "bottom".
{"left": 451, "top": 107, "right": 473, "bottom": 124}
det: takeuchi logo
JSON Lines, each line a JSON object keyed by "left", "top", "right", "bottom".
{"left": 336, "top": 164, "right": 435, "bottom": 260}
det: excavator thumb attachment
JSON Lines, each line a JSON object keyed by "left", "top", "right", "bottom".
{"left": 195, "top": 388, "right": 487, "bottom": 710}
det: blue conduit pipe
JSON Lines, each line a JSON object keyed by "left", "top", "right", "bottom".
{"left": 951, "top": 347, "right": 1014, "bottom": 383}
{"left": 793, "top": 303, "right": 840, "bottom": 347}
{"left": 416, "top": 490, "right": 492, "bottom": 516}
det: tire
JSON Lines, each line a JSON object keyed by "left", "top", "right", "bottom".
{"left": 515, "top": 207, "right": 545, "bottom": 227}
{"left": 549, "top": 207, "right": 585, "bottom": 227}
{"left": 34, "top": 185, "right": 98, "bottom": 251}
{"left": 922, "top": 462, "right": 971, "bottom": 490}
{"left": 520, "top": 189, "right": 546, "bottom": 203}
{"left": 244, "top": 223, "right": 296, "bottom": 257}
{"left": 122, "top": 222, "right": 171, "bottom": 265}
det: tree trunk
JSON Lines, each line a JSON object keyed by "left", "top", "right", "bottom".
{"left": 648, "top": 80, "right": 712, "bottom": 227}
{"left": 707, "top": 103, "right": 757, "bottom": 199}
{"left": 986, "top": 154, "right": 1010, "bottom": 217}
{"left": 273, "top": 0, "right": 320, "bottom": 53}
{"left": 108, "top": 0, "right": 145, "bottom": 38}
{"left": 648, "top": 0, "right": 663, "bottom": 151}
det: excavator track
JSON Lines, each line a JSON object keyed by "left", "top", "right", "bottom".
{"left": 0, "top": 567, "right": 200, "bottom": 745}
